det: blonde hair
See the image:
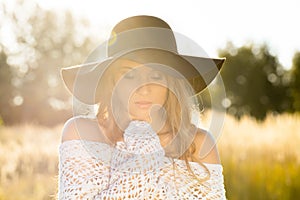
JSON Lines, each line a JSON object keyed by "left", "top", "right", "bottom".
{"left": 96, "top": 59, "right": 210, "bottom": 183}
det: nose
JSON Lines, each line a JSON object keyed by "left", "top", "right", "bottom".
{"left": 135, "top": 73, "right": 152, "bottom": 95}
{"left": 136, "top": 83, "right": 151, "bottom": 95}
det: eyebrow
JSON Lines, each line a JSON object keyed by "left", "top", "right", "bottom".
{"left": 121, "top": 66, "right": 135, "bottom": 69}
{"left": 119, "top": 66, "right": 135, "bottom": 72}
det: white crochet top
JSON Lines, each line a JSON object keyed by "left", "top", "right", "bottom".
{"left": 58, "top": 120, "right": 226, "bottom": 199}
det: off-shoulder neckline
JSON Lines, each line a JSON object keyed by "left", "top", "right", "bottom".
{"left": 59, "top": 139, "right": 223, "bottom": 167}
{"left": 60, "top": 139, "right": 113, "bottom": 147}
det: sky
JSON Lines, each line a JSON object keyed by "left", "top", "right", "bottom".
{"left": 7, "top": 0, "right": 300, "bottom": 69}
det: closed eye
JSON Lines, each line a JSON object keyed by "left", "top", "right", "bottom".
{"left": 150, "top": 70, "right": 165, "bottom": 80}
{"left": 119, "top": 66, "right": 136, "bottom": 79}
{"left": 124, "top": 72, "right": 135, "bottom": 79}
{"left": 123, "top": 70, "right": 136, "bottom": 79}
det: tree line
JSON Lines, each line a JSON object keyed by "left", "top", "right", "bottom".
{"left": 216, "top": 42, "right": 300, "bottom": 120}
{"left": 0, "top": 1, "right": 299, "bottom": 126}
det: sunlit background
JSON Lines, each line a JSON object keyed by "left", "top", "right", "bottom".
{"left": 0, "top": 0, "right": 299, "bottom": 199}
{"left": 34, "top": 0, "right": 300, "bottom": 69}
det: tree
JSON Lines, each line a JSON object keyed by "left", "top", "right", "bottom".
{"left": 0, "top": 45, "right": 15, "bottom": 124}
{"left": 218, "top": 42, "right": 292, "bottom": 120}
{"left": 0, "top": 0, "right": 98, "bottom": 125}
{"left": 290, "top": 52, "right": 300, "bottom": 111}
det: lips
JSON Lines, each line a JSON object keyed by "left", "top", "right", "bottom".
{"left": 135, "top": 101, "right": 152, "bottom": 109}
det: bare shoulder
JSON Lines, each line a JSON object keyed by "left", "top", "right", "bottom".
{"left": 193, "top": 128, "right": 221, "bottom": 164}
{"left": 61, "top": 116, "right": 108, "bottom": 143}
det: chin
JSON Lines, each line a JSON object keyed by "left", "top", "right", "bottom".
{"left": 130, "top": 115, "right": 151, "bottom": 122}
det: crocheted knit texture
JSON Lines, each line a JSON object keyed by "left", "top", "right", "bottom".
{"left": 58, "top": 120, "right": 226, "bottom": 199}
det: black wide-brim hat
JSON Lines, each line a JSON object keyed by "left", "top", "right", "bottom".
{"left": 61, "top": 15, "right": 225, "bottom": 104}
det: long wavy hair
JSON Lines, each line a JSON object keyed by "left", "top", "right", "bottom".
{"left": 96, "top": 59, "right": 211, "bottom": 183}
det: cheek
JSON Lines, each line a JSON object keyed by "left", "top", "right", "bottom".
{"left": 115, "top": 87, "right": 130, "bottom": 107}
{"left": 154, "top": 87, "right": 168, "bottom": 105}
{"left": 112, "top": 82, "right": 133, "bottom": 109}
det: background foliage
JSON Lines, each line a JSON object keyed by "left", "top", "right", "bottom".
{"left": 217, "top": 42, "right": 294, "bottom": 120}
{"left": 1, "top": 1, "right": 300, "bottom": 125}
{"left": 0, "top": 0, "right": 99, "bottom": 125}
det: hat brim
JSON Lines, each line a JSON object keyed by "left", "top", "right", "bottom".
{"left": 61, "top": 48, "right": 225, "bottom": 104}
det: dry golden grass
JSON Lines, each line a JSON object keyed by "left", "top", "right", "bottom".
{"left": 0, "top": 113, "right": 299, "bottom": 199}
{"left": 0, "top": 124, "right": 62, "bottom": 200}
{"left": 219, "top": 113, "right": 300, "bottom": 200}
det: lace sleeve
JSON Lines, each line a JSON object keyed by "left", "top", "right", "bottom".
{"left": 174, "top": 162, "right": 226, "bottom": 199}
{"left": 204, "top": 163, "right": 226, "bottom": 199}
{"left": 94, "top": 120, "right": 170, "bottom": 199}
{"left": 58, "top": 140, "right": 112, "bottom": 200}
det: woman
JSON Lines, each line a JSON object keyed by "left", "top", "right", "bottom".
{"left": 58, "top": 15, "right": 226, "bottom": 199}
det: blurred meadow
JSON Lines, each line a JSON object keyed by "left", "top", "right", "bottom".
{"left": 0, "top": 113, "right": 299, "bottom": 199}
{"left": 219, "top": 113, "right": 300, "bottom": 200}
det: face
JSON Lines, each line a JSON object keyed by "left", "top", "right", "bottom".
{"left": 111, "top": 59, "right": 168, "bottom": 123}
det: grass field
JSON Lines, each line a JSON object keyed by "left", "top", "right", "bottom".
{"left": 219, "top": 113, "right": 300, "bottom": 200}
{"left": 0, "top": 113, "right": 299, "bottom": 199}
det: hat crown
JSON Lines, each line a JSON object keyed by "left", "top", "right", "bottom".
{"left": 112, "top": 15, "right": 171, "bottom": 32}
{"left": 108, "top": 15, "right": 178, "bottom": 56}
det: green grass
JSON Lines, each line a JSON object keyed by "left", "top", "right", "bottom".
{"left": 0, "top": 113, "right": 299, "bottom": 199}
